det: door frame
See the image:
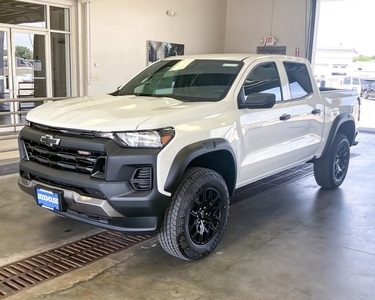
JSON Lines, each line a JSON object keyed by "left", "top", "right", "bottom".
{"left": 9, "top": 28, "right": 51, "bottom": 99}
{"left": 0, "top": 27, "right": 12, "bottom": 99}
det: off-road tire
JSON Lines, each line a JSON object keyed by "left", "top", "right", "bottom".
{"left": 158, "top": 167, "right": 230, "bottom": 261}
{"left": 314, "top": 133, "right": 350, "bottom": 189}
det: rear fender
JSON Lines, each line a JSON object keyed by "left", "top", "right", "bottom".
{"left": 321, "top": 113, "right": 356, "bottom": 159}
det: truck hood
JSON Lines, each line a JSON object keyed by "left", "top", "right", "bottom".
{"left": 26, "top": 95, "right": 217, "bottom": 131}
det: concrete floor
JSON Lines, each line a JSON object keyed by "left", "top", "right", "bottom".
{"left": 1, "top": 131, "right": 375, "bottom": 300}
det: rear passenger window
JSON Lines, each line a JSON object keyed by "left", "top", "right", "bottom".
{"left": 343, "top": 78, "right": 351, "bottom": 84}
{"left": 283, "top": 62, "right": 313, "bottom": 99}
{"left": 242, "top": 62, "right": 282, "bottom": 101}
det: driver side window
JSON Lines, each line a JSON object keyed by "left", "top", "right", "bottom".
{"left": 242, "top": 62, "right": 282, "bottom": 102}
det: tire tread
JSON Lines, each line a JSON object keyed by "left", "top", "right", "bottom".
{"left": 158, "top": 167, "right": 229, "bottom": 261}
{"left": 314, "top": 133, "right": 350, "bottom": 189}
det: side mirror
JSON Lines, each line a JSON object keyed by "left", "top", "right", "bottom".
{"left": 238, "top": 93, "right": 276, "bottom": 109}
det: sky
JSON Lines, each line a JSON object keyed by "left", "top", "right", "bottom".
{"left": 316, "top": 0, "right": 375, "bottom": 56}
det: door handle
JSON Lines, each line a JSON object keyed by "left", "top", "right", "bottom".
{"left": 279, "top": 113, "right": 291, "bottom": 121}
{"left": 311, "top": 108, "right": 321, "bottom": 115}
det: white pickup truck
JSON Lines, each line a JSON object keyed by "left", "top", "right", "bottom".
{"left": 18, "top": 54, "right": 359, "bottom": 261}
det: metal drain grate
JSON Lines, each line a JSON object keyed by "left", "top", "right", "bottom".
{"left": 0, "top": 231, "right": 152, "bottom": 298}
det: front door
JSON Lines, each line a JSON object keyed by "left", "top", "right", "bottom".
{"left": 236, "top": 60, "right": 295, "bottom": 186}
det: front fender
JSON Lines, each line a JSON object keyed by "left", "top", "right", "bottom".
{"left": 164, "top": 138, "right": 237, "bottom": 196}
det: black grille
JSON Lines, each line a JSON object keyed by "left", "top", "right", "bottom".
{"left": 23, "top": 139, "right": 106, "bottom": 175}
{"left": 131, "top": 167, "right": 152, "bottom": 190}
{"left": 30, "top": 123, "right": 95, "bottom": 137}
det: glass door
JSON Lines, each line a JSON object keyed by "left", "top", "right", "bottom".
{"left": 0, "top": 1, "right": 72, "bottom": 131}
{"left": 0, "top": 27, "right": 12, "bottom": 126}
{"left": 11, "top": 30, "right": 48, "bottom": 105}
{"left": 0, "top": 28, "right": 10, "bottom": 98}
{"left": 2, "top": 29, "right": 48, "bottom": 125}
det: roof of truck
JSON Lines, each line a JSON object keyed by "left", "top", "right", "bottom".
{"left": 163, "top": 53, "right": 307, "bottom": 62}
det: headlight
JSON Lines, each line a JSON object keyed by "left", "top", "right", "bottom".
{"left": 95, "top": 127, "right": 175, "bottom": 148}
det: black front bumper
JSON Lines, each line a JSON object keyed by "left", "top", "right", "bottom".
{"left": 18, "top": 125, "right": 171, "bottom": 235}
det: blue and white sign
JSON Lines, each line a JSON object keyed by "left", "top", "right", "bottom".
{"left": 36, "top": 187, "right": 61, "bottom": 211}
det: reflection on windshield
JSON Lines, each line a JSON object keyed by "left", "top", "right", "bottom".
{"left": 116, "top": 59, "right": 243, "bottom": 102}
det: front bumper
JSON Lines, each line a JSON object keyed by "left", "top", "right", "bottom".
{"left": 18, "top": 125, "right": 170, "bottom": 235}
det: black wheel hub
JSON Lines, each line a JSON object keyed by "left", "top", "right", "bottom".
{"left": 334, "top": 143, "right": 349, "bottom": 180}
{"left": 188, "top": 187, "right": 223, "bottom": 245}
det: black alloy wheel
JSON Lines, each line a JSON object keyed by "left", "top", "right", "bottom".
{"left": 188, "top": 187, "right": 223, "bottom": 245}
{"left": 158, "top": 167, "right": 230, "bottom": 261}
{"left": 314, "top": 133, "right": 350, "bottom": 189}
{"left": 334, "top": 142, "right": 349, "bottom": 182}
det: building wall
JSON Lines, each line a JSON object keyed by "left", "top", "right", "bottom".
{"left": 86, "top": 0, "right": 227, "bottom": 95}
{"left": 225, "top": 0, "right": 312, "bottom": 57}
{"left": 314, "top": 47, "right": 357, "bottom": 78}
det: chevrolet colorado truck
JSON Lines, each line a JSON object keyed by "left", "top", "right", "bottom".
{"left": 18, "top": 54, "right": 359, "bottom": 261}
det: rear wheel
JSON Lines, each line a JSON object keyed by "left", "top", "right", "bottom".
{"left": 158, "top": 167, "right": 230, "bottom": 261}
{"left": 314, "top": 133, "right": 350, "bottom": 189}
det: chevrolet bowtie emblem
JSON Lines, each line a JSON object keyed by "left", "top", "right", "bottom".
{"left": 40, "top": 135, "right": 60, "bottom": 147}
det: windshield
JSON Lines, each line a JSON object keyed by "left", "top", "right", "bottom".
{"left": 115, "top": 59, "right": 244, "bottom": 101}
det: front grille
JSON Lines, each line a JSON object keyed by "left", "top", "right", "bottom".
{"left": 30, "top": 122, "right": 95, "bottom": 137}
{"left": 23, "top": 139, "right": 106, "bottom": 175}
{"left": 131, "top": 167, "right": 152, "bottom": 191}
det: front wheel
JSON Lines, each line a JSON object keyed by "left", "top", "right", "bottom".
{"left": 158, "top": 167, "right": 230, "bottom": 261}
{"left": 314, "top": 133, "right": 350, "bottom": 189}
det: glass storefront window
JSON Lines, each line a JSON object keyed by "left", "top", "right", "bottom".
{"left": 0, "top": 1, "right": 46, "bottom": 28}
{"left": 0, "top": 30, "right": 9, "bottom": 106}
{"left": 0, "top": 30, "right": 10, "bottom": 124}
{"left": 50, "top": 6, "right": 70, "bottom": 31}
{"left": 51, "top": 32, "right": 70, "bottom": 97}
{"left": 0, "top": 2, "right": 72, "bottom": 129}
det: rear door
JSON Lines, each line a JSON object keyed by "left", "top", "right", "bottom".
{"left": 236, "top": 59, "right": 295, "bottom": 185}
{"left": 282, "top": 61, "right": 324, "bottom": 161}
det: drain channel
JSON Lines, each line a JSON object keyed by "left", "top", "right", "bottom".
{"left": 0, "top": 231, "right": 152, "bottom": 298}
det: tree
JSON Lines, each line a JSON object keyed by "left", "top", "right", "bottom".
{"left": 353, "top": 55, "right": 373, "bottom": 62}
{"left": 15, "top": 46, "right": 32, "bottom": 59}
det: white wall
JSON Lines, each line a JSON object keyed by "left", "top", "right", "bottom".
{"left": 87, "top": 0, "right": 227, "bottom": 95}
{"left": 225, "top": 0, "right": 312, "bottom": 57}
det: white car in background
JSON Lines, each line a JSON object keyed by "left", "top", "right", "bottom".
{"left": 326, "top": 76, "right": 361, "bottom": 96}
{"left": 342, "top": 76, "right": 361, "bottom": 95}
